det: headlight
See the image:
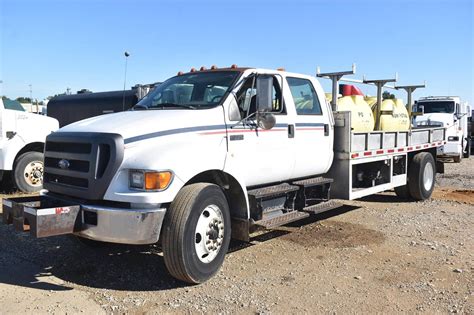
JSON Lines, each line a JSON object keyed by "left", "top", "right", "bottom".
{"left": 129, "top": 170, "right": 173, "bottom": 191}
{"left": 448, "top": 136, "right": 459, "bottom": 141}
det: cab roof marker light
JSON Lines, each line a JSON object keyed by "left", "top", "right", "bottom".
{"left": 177, "top": 71, "right": 184, "bottom": 76}
{"left": 200, "top": 66, "right": 207, "bottom": 71}
{"left": 211, "top": 65, "right": 217, "bottom": 70}
{"left": 231, "top": 64, "right": 238, "bottom": 69}
{"left": 190, "top": 68, "right": 196, "bottom": 72}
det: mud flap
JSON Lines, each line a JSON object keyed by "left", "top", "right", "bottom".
{"left": 2, "top": 196, "right": 81, "bottom": 238}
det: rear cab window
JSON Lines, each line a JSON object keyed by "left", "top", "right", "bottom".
{"left": 286, "top": 77, "right": 322, "bottom": 115}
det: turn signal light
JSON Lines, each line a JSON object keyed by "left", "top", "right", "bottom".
{"left": 145, "top": 171, "right": 173, "bottom": 190}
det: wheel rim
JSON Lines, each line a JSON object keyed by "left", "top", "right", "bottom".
{"left": 194, "top": 204, "right": 225, "bottom": 263}
{"left": 24, "top": 160, "right": 43, "bottom": 187}
{"left": 423, "top": 162, "right": 434, "bottom": 191}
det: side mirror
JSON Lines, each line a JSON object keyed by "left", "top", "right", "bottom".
{"left": 256, "top": 75, "right": 273, "bottom": 112}
{"left": 257, "top": 112, "right": 276, "bottom": 130}
{"left": 418, "top": 105, "right": 424, "bottom": 114}
{"left": 228, "top": 94, "right": 241, "bottom": 121}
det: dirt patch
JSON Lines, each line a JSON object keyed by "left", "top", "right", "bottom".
{"left": 280, "top": 220, "right": 385, "bottom": 248}
{"left": 432, "top": 188, "right": 474, "bottom": 204}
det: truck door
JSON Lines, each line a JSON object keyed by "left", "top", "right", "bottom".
{"left": 224, "top": 73, "right": 294, "bottom": 187}
{"left": 285, "top": 76, "right": 333, "bottom": 178}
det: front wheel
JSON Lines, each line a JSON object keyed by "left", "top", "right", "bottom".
{"left": 162, "top": 183, "right": 231, "bottom": 284}
{"left": 463, "top": 138, "right": 471, "bottom": 158}
{"left": 13, "top": 151, "right": 44, "bottom": 193}
{"left": 408, "top": 152, "right": 436, "bottom": 200}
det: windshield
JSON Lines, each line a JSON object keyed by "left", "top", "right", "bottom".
{"left": 136, "top": 71, "right": 240, "bottom": 109}
{"left": 3, "top": 99, "right": 26, "bottom": 111}
{"left": 418, "top": 101, "right": 455, "bottom": 114}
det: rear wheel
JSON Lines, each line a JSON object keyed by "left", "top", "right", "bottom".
{"left": 394, "top": 184, "right": 411, "bottom": 199}
{"left": 408, "top": 152, "right": 436, "bottom": 200}
{"left": 162, "top": 183, "right": 231, "bottom": 284}
{"left": 13, "top": 151, "right": 44, "bottom": 193}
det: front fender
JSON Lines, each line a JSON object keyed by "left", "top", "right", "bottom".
{"left": 103, "top": 129, "right": 228, "bottom": 204}
{"left": 0, "top": 137, "right": 27, "bottom": 170}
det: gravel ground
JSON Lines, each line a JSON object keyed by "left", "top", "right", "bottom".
{"left": 0, "top": 158, "right": 472, "bottom": 314}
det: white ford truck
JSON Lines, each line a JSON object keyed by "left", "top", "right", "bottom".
{"left": 2, "top": 66, "right": 446, "bottom": 283}
{"left": 0, "top": 98, "right": 59, "bottom": 192}
{"left": 414, "top": 96, "right": 471, "bottom": 162}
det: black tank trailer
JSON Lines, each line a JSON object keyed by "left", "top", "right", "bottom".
{"left": 47, "top": 83, "right": 159, "bottom": 127}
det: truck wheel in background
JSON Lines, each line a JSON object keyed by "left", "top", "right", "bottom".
{"left": 408, "top": 152, "right": 436, "bottom": 201}
{"left": 463, "top": 138, "right": 471, "bottom": 158}
{"left": 13, "top": 151, "right": 44, "bottom": 193}
{"left": 394, "top": 184, "right": 411, "bottom": 200}
{"left": 162, "top": 183, "right": 231, "bottom": 284}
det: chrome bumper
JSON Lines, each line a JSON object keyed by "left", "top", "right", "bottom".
{"left": 76, "top": 205, "right": 166, "bottom": 245}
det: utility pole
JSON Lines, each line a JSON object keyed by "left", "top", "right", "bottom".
{"left": 123, "top": 51, "right": 130, "bottom": 111}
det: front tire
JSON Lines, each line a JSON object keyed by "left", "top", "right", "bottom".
{"left": 463, "top": 138, "right": 471, "bottom": 158}
{"left": 13, "top": 151, "right": 44, "bottom": 193}
{"left": 408, "top": 152, "right": 436, "bottom": 200}
{"left": 162, "top": 183, "right": 231, "bottom": 284}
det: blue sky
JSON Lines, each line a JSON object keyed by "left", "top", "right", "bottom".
{"left": 1, "top": 0, "right": 473, "bottom": 105}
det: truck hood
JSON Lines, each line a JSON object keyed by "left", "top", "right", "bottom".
{"left": 57, "top": 108, "right": 225, "bottom": 143}
{"left": 415, "top": 113, "right": 453, "bottom": 127}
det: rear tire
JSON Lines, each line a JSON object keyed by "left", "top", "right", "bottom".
{"left": 394, "top": 184, "right": 411, "bottom": 199}
{"left": 13, "top": 151, "right": 44, "bottom": 193}
{"left": 408, "top": 152, "right": 436, "bottom": 200}
{"left": 162, "top": 183, "right": 231, "bottom": 284}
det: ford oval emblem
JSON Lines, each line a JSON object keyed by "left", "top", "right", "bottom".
{"left": 58, "top": 159, "right": 70, "bottom": 169}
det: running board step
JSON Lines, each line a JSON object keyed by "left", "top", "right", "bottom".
{"left": 292, "top": 177, "right": 333, "bottom": 188}
{"left": 252, "top": 211, "right": 309, "bottom": 229}
{"left": 302, "top": 200, "right": 342, "bottom": 215}
{"left": 248, "top": 183, "right": 299, "bottom": 199}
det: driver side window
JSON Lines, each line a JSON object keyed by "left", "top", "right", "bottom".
{"left": 235, "top": 75, "right": 284, "bottom": 119}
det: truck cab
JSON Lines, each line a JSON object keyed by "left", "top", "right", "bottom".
{"left": 414, "top": 96, "right": 471, "bottom": 162}
{"left": 0, "top": 98, "right": 59, "bottom": 192}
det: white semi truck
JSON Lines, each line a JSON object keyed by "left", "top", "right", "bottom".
{"left": 0, "top": 99, "right": 59, "bottom": 192}
{"left": 3, "top": 66, "right": 446, "bottom": 284}
{"left": 414, "top": 96, "right": 471, "bottom": 162}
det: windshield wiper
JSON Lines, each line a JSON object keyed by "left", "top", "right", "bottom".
{"left": 152, "top": 103, "right": 196, "bottom": 110}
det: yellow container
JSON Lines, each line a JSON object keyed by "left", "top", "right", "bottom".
{"left": 375, "top": 99, "right": 410, "bottom": 131}
{"left": 338, "top": 95, "right": 375, "bottom": 132}
{"left": 364, "top": 96, "right": 377, "bottom": 107}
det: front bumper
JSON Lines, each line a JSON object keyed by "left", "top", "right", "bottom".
{"left": 2, "top": 195, "right": 166, "bottom": 245}
{"left": 77, "top": 204, "right": 166, "bottom": 244}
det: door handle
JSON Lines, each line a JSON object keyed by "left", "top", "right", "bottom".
{"left": 288, "top": 124, "right": 295, "bottom": 138}
{"left": 324, "top": 124, "right": 329, "bottom": 136}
